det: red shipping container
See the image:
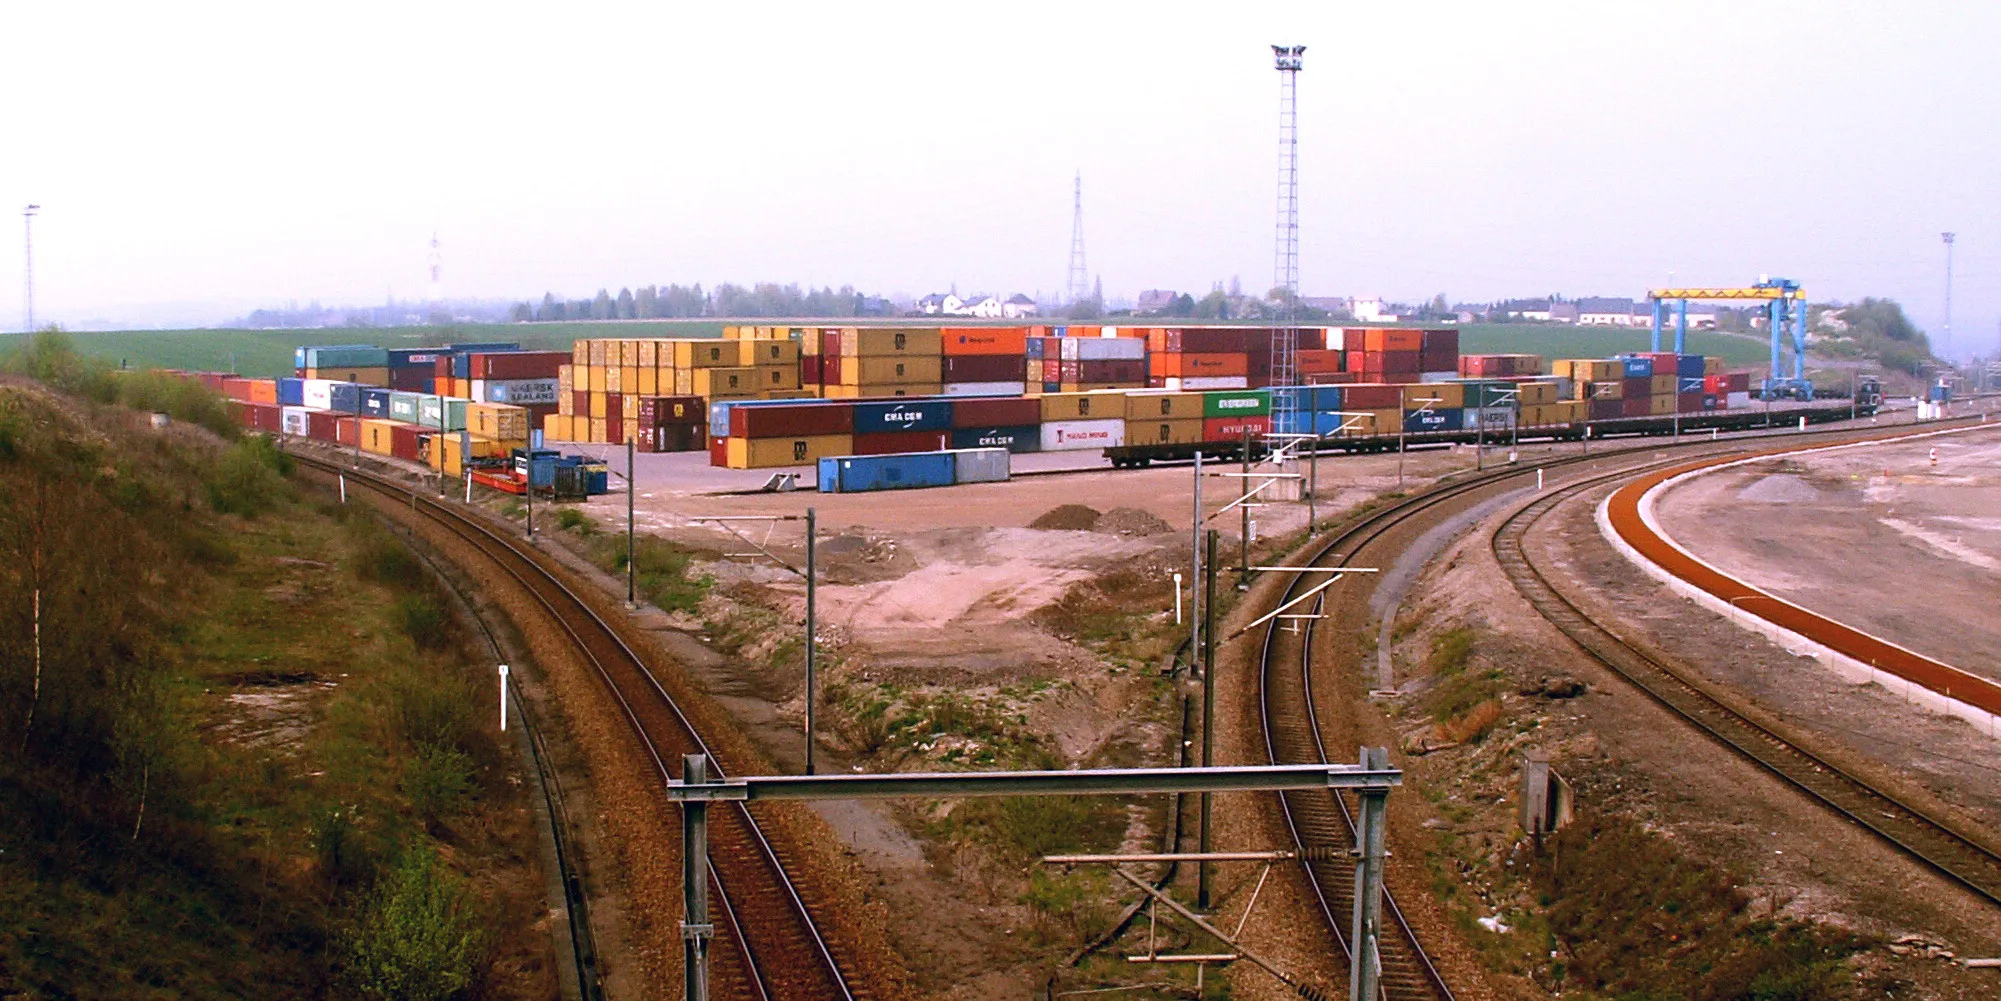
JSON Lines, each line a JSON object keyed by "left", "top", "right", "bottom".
{"left": 942, "top": 355, "right": 1029, "bottom": 382}
{"left": 1421, "top": 329, "right": 1459, "bottom": 354}
{"left": 1726, "top": 371, "right": 1752, "bottom": 392}
{"left": 1166, "top": 328, "right": 1252, "bottom": 353}
{"left": 1202, "top": 415, "right": 1271, "bottom": 441}
{"left": 709, "top": 435, "right": 729, "bottom": 467}
{"left": 227, "top": 400, "right": 251, "bottom": 427}
{"left": 1297, "top": 350, "right": 1343, "bottom": 374}
{"left": 1702, "top": 375, "right": 1723, "bottom": 394}
{"left": 1419, "top": 350, "right": 1457, "bottom": 373}
{"left": 951, "top": 396, "right": 1042, "bottom": 428}
{"left": 850, "top": 430, "right": 949, "bottom": 455}
{"left": 389, "top": 368, "right": 434, "bottom": 392}
{"left": 1296, "top": 328, "right": 1327, "bottom": 351}
{"left": 820, "top": 331, "right": 841, "bottom": 357}
{"left": 606, "top": 415, "right": 623, "bottom": 445}
{"left": 307, "top": 410, "right": 342, "bottom": 441}
{"left": 1622, "top": 377, "right": 1651, "bottom": 399}
{"left": 255, "top": 402, "right": 283, "bottom": 432}
{"left": 473, "top": 351, "right": 568, "bottom": 380}
{"left": 1077, "top": 359, "right": 1146, "bottom": 383}
{"left": 392, "top": 424, "right": 423, "bottom": 462}
{"left": 801, "top": 355, "right": 824, "bottom": 384}
{"left": 638, "top": 424, "right": 706, "bottom": 454}
{"left": 1589, "top": 399, "right": 1623, "bottom": 421}
{"left": 1342, "top": 383, "right": 1403, "bottom": 409}
{"left": 638, "top": 395, "right": 707, "bottom": 426}
{"left": 730, "top": 402, "right": 854, "bottom": 438}
{"left": 1345, "top": 350, "right": 1367, "bottom": 374}
{"left": 822, "top": 355, "right": 844, "bottom": 384}
{"left": 1677, "top": 392, "right": 1704, "bottom": 413}
{"left": 1620, "top": 397, "right": 1650, "bottom": 418}
{"left": 571, "top": 390, "right": 589, "bottom": 416}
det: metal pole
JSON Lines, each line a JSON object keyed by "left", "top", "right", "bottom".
{"left": 1239, "top": 431, "right": 1251, "bottom": 588}
{"left": 21, "top": 205, "right": 37, "bottom": 333}
{"left": 1475, "top": 396, "right": 1485, "bottom": 471}
{"left": 626, "top": 436, "right": 637, "bottom": 608}
{"left": 498, "top": 664, "right": 510, "bottom": 731}
{"left": 1191, "top": 448, "right": 1203, "bottom": 667}
{"left": 805, "top": 507, "right": 818, "bottom": 776}
{"left": 1199, "top": 529, "right": 1218, "bottom": 910}
{"left": 680, "top": 754, "right": 712, "bottom": 1001}
{"left": 525, "top": 438, "right": 535, "bottom": 538}
{"left": 1397, "top": 388, "right": 1405, "bottom": 487}
{"left": 1307, "top": 424, "right": 1318, "bottom": 533}
{"left": 1350, "top": 746, "right": 1389, "bottom": 1001}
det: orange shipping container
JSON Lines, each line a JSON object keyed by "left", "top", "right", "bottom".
{"left": 1164, "top": 353, "right": 1249, "bottom": 377}
{"left": 1362, "top": 328, "right": 1423, "bottom": 352}
{"left": 941, "top": 327, "right": 1029, "bottom": 356}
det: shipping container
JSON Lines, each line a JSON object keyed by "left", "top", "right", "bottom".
{"left": 419, "top": 396, "right": 469, "bottom": 432}
{"left": 1125, "top": 418, "right": 1206, "bottom": 446}
{"left": 1038, "top": 391, "right": 1121, "bottom": 421}
{"left": 1074, "top": 359, "right": 1146, "bottom": 384}
{"left": 1649, "top": 374, "right": 1677, "bottom": 397}
{"left": 840, "top": 328, "right": 944, "bottom": 357}
{"left": 1122, "top": 391, "right": 1204, "bottom": 420}
{"left": 853, "top": 399, "right": 952, "bottom": 434}
{"left": 949, "top": 425, "right": 1041, "bottom": 453}
{"left": 851, "top": 430, "right": 950, "bottom": 455}
{"left": 941, "top": 381, "right": 1028, "bottom": 397}
{"left": 1270, "top": 385, "right": 1344, "bottom": 412}
{"left": 1621, "top": 397, "right": 1651, "bottom": 418}
{"left": 1362, "top": 329, "right": 1423, "bottom": 352}
{"left": 730, "top": 402, "right": 853, "bottom": 438}
{"left": 280, "top": 405, "right": 312, "bottom": 436}
{"left": 1040, "top": 418, "right": 1125, "bottom": 451}
{"left": 1339, "top": 383, "right": 1402, "bottom": 410}
{"left": 941, "top": 327, "right": 1029, "bottom": 356}
{"left": 940, "top": 354, "right": 1028, "bottom": 382}
{"left": 1462, "top": 407, "right": 1516, "bottom": 431}
{"left": 948, "top": 396, "right": 1041, "bottom": 427}
{"left": 637, "top": 395, "right": 707, "bottom": 426}
{"left": 1619, "top": 357, "right": 1653, "bottom": 379}
{"left": 737, "top": 340, "right": 802, "bottom": 367}
{"left": 950, "top": 447, "right": 1010, "bottom": 485}
{"left": 1406, "top": 382, "right": 1465, "bottom": 409}
{"left": 847, "top": 356, "right": 944, "bottom": 385}
{"left": 1270, "top": 410, "right": 1351, "bottom": 436}
{"left": 474, "top": 378, "right": 561, "bottom": 406}
{"left": 1201, "top": 415, "right": 1270, "bottom": 440}
{"left": 1403, "top": 408, "right": 1460, "bottom": 433}
{"left": 1065, "top": 336, "right": 1146, "bottom": 361}
{"left": 817, "top": 451, "right": 957, "bottom": 493}
{"left": 1202, "top": 389, "right": 1271, "bottom": 418}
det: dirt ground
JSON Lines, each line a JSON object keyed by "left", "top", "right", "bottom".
{"left": 1654, "top": 422, "right": 2001, "bottom": 679}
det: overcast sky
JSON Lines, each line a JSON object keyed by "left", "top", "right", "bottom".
{"left": 2, "top": 1, "right": 1995, "bottom": 355}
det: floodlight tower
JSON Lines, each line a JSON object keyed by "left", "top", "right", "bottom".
{"left": 22, "top": 204, "right": 39, "bottom": 332}
{"left": 427, "top": 231, "right": 444, "bottom": 311}
{"left": 1271, "top": 45, "right": 1305, "bottom": 427}
{"left": 1066, "top": 173, "right": 1089, "bottom": 307}
{"left": 1941, "top": 232, "right": 1955, "bottom": 363}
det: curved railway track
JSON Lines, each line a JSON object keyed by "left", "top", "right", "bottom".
{"left": 291, "top": 453, "right": 854, "bottom": 1001}
{"left": 1491, "top": 448, "right": 2001, "bottom": 908}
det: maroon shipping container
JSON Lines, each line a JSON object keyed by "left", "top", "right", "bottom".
{"left": 850, "top": 430, "right": 949, "bottom": 455}
{"left": 1147, "top": 376, "right": 1168, "bottom": 388}
{"left": 1589, "top": 399, "right": 1623, "bottom": 422}
{"left": 253, "top": 402, "right": 283, "bottom": 433}
{"left": 822, "top": 355, "right": 844, "bottom": 384}
{"left": 1419, "top": 350, "right": 1457, "bottom": 372}
{"left": 389, "top": 368, "right": 434, "bottom": 392}
{"left": 605, "top": 415, "right": 623, "bottom": 445}
{"left": 1378, "top": 350, "right": 1421, "bottom": 374}
{"left": 1297, "top": 328, "right": 1326, "bottom": 351}
{"left": 1166, "top": 328, "right": 1251, "bottom": 353}
{"left": 942, "top": 354, "right": 1029, "bottom": 382}
{"left": 730, "top": 402, "right": 854, "bottom": 438}
{"left": 392, "top": 425, "right": 424, "bottom": 462}
{"left": 801, "top": 355, "right": 824, "bottom": 385}
{"left": 228, "top": 400, "right": 252, "bottom": 427}
{"left": 1421, "top": 328, "right": 1459, "bottom": 354}
{"left": 637, "top": 395, "right": 707, "bottom": 427}
{"left": 1677, "top": 392, "right": 1704, "bottom": 413}
{"left": 950, "top": 396, "right": 1042, "bottom": 428}
{"left": 472, "top": 351, "right": 567, "bottom": 380}
{"left": 571, "top": 390, "right": 589, "bottom": 416}
{"left": 1077, "top": 359, "right": 1146, "bottom": 383}
{"left": 1342, "top": 383, "right": 1404, "bottom": 409}
{"left": 709, "top": 435, "right": 729, "bottom": 467}
{"left": 1620, "top": 397, "right": 1650, "bottom": 418}
{"left": 638, "top": 424, "right": 707, "bottom": 453}
{"left": 820, "top": 331, "right": 841, "bottom": 357}
{"left": 307, "top": 410, "right": 343, "bottom": 442}
{"left": 433, "top": 357, "right": 452, "bottom": 378}
{"left": 1622, "top": 377, "right": 1651, "bottom": 399}
{"left": 1726, "top": 371, "right": 1752, "bottom": 392}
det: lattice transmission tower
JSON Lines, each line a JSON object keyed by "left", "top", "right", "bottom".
{"left": 1066, "top": 172, "right": 1089, "bottom": 308}
{"left": 22, "top": 204, "right": 38, "bottom": 333}
{"left": 1270, "top": 44, "right": 1305, "bottom": 426}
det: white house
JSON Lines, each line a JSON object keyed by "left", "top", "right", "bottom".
{"left": 1576, "top": 297, "right": 1640, "bottom": 326}
{"left": 915, "top": 293, "right": 953, "bottom": 315}
{"left": 956, "top": 294, "right": 1003, "bottom": 318}
{"left": 1352, "top": 297, "right": 1399, "bottom": 323}
{"left": 1002, "top": 294, "right": 1039, "bottom": 319}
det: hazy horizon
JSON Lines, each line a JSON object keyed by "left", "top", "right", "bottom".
{"left": 3, "top": 2, "right": 1996, "bottom": 357}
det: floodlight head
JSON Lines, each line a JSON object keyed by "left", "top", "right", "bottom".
{"left": 1272, "top": 44, "right": 1304, "bottom": 71}
{"left": 1942, "top": 232, "right": 1955, "bottom": 244}
{"left": 23, "top": 205, "right": 37, "bottom": 216}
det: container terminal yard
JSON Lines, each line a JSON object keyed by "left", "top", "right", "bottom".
{"left": 7, "top": 8, "right": 1998, "bottom": 999}
{"left": 116, "top": 314, "right": 1988, "bottom": 1001}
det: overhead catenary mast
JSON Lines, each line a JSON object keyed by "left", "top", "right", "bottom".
{"left": 1270, "top": 45, "right": 1305, "bottom": 427}
{"left": 1067, "top": 172, "right": 1089, "bottom": 307}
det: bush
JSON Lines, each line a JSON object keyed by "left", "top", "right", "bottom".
{"left": 397, "top": 594, "right": 451, "bottom": 650}
{"left": 385, "top": 666, "right": 478, "bottom": 756}
{"left": 349, "top": 518, "right": 423, "bottom": 584}
{"left": 554, "top": 507, "right": 594, "bottom": 534}
{"left": 946, "top": 795, "right": 1127, "bottom": 862}
{"left": 402, "top": 744, "right": 473, "bottom": 824}
{"left": 313, "top": 806, "right": 375, "bottom": 888}
{"left": 207, "top": 436, "right": 291, "bottom": 515}
{"left": 114, "top": 368, "right": 238, "bottom": 439}
{"left": 339, "top": 847, "right": 487, "bottom": 1001}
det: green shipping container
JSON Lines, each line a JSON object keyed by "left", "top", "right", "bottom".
{"left": 1458, "top": 380, "right": 1519, "bottom": 408}
{"left": 1202, "top": 389, "right": 1271, "bottom": 418}
{"left": 388, "top": 391, "right": 425, "bottom": 423}
{"left": 418, "top": 396, "right": 469, "bottom": 432}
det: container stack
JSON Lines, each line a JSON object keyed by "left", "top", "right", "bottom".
{"left": 296, "top": 345, "right": 390, "bottom": 386}
{"left": 212, "top": 373, "right": 529, "bottom": 476}
{"left": 942, "top": 327, "right": 1030, "bottom": 396}
{"left": 1552, "top": 354, "right": 1730, "bottom": 418}
{"left": 553, "top": 336, "right": 802, "bottom": 444}
{"left": 1143, "top": 327, "right": 1275, "bottom": 390}
{"left": 814, "top": 328, "right": 944, "bottom": 399}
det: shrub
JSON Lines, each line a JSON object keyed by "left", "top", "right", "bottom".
{"left": 207, "top": 437, "right": 291, "bottom": 515}
{"left": 313, "top": 805, "right": 375, "bottom": 888}
{"left": 947, "top": 795, "right": 1127, "bottom": 862}
{"left": 384, "top": 666, "right": 478, "bottom": 756}
{"left": 402, "top": 744, "right": 473, "bottom": 824}
{"left": 554, "top": 507, "right": 593, "bottom": 534}
{"left": 339, "top": 847, "right": 487, "bottom": 1001}
{"left": 396, "top": 594, "right": 451, "bottom": 650}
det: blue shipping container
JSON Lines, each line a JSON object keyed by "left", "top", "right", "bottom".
{"left": 445, "top": 341, "right": 519, "bottom": 353}
{"left": 1272, "top": 411, "right": 1352, "bottom": 437}
{"left": 950, "top": 425, "right": 1041, "bottom": 453}
{"left": 1272, "top": 385, "right": 1344, "bottom": 411}
{"left": 1620, "top": 357, "right": 1653, "bottom": 379}
{"left": 328, "top": 382, "right": 361, "bottom": 414}
{"left": 818, "top": 451, "right": 957, "bottom": 493}
{"left": 1403, "top": 408, "right": 1461, "bottom": 433}
{"left": 1025, "top": 338, "right": 1045, "bottom": 359}
{"left": 1676, "top": 354, "right": 1705, "bottom": 378}
{"left": 276, "top": 378, "right": 304, "bottom": 406}
{"left": 360, "top": 388, "right": 391, "bottom": 419}
{"left": 854, "top": 400, "right": 952, "bottom": 434}
{"left": 1678, "top": 376, "right": 1705, "bottom": 394}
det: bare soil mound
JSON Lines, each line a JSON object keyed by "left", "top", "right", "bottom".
{"left": 1029, "top": 503, "right": 1102, "bottom": 531}
{"left": 1092, "top": 506, "right": 1174, "bottom": 536}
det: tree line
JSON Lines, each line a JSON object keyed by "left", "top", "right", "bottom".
{"left": 510, "top": 282, "right": 893, "bottom": 322}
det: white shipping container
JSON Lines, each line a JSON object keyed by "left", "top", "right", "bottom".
{"left": 1323, "top": 328, "right": 1351, "bottom": 353}
{"left": 1462, "top": 406, "right": 1516, "bottom": 431}
{"left": 280, "top": 406, "right": 312, "bottom": 436}
{"left": 1040, "top": 418, "right": 1126, "bottom": 452}
{"left": 478, "top": 378, "right": 560, "bottom": 405}
{"left": 1077, "top": 337, "right": 1146, "bottom": 361}
{"left": 1420, "top": 371, "right": 1458, "bottom": 383}
{"left": 1181, "top": 376, "right": 1250, "bottom": 390}
{"left": 1726, "top": 391, "right": 1751, "bottom": 409}
{"left": 302, "top": 378, "right": 336, "bottom": 410}
{"left": 941, "top": 381, "right": 1028, "bottom": 397}
{"left": 949, "top": 447, "right": 1011, "bottom": 484}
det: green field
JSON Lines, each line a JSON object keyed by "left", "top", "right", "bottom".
{"left": 49, "top": 318, "right": 1779, "bottom": 380}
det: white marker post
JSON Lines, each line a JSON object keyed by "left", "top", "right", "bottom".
{"left": 1536, "top": 468, "right": 1544, "bottom": 492}
{"left": 1173, "top": 572, "right": 1184, "bottom": 625}
{"left": 498, "top": 664, "right": 510, "bottom": 731}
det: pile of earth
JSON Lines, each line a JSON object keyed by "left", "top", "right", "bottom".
{"left": 1028, "top": 504, "right": 1174, "bottom": 536}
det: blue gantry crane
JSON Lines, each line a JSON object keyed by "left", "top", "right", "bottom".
{"left": 1647, "top": 279, "right": 1812, "bottom": 400}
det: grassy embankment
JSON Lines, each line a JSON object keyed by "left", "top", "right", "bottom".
{"left": 0, "top": 332, "right": 551, "bottom": 1000}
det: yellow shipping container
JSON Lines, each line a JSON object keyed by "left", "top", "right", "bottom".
{"left": 468, "top": 403, "right": 530, "bottom": 441}
{"left": 725, "top": 434, "right": 854, "bottom": 470}
{"left": 1581, "top": 379, "right": 1624, "bottom": 401}
{"left": 637, "top": 367, "right": 659, "bottom": 395}
{"left": 360, "top": 418, "right": 400, "bottom": 456}
{"left": 307, "top": 366, "right": 390, "bottom": 387}
{"left": 819, "top": 384, "right": 857, "bottom": 398}
{"left": 673, "top": 340, "right": 739, "bottom": 368}
{"left": 1040, "top": 391, "right": 1125, "bottom": 421}
{"left": 621, "top": 395, "right": 639, "bottom": 421}
{"left": 760, "top": 390, "right": 814, "bottom": 401}
{"left": 1407, "top": 382, "right": 1465, "bottom": 409}
{"left": 850, "top": 383, "right": 941, "bottom": 398}
{"left": 557, "top": 365, "right": 573, "bottom": 395}
{"left": 693, "top": 367, "right": 761, "bottom": 396}
{"left": 1342, "top": 409, "right": 1402, "bottom": 437}
{"left": 589, "top": 392, "right": 608, "bottom": 419}
{"left": 757, "top": 364, "right": 802, "bottom": 391}
{"left": 542, "top": 414, "right": 570, "bottom": 442}
{"left": 1068, "top": 382, "right": 1144, "bottom": 392}
{"left": 585, "top": 340, "right": 606, "bottom": 366}
{"left": 1649, "top": 394, "right": 1675, "bottom": 416}
{"left": 429, "top": 433, "right": 505, "bottom": 477}
{"left": 637, "top": 340, "right": 657, "bottom": 367}
{"left": 571, "top": 340, "right": 590, "bottom": 365}
{"left": 585, "top": 417, "right": 605, "bottom": 443}
{"left": 1704, "top": 356, "right": 1724, "bottom": 375}
{"left": 738, "top": 340, "right": 802, "bottom": 367}
{"left": 1650, "top": 374, "right": 1677, "bottom": 396}
{"left": 604, "top": 365, "right": 623, "bottom": 394}
{"left": 1124, "top": 418, "right": 1205, "bottom": 445}
{"left": 1123, "top": 391, "right": 1204, "bottom": 420}
{"left": 839, "top": 328, "right": 944, "bottom": 357}
{"left": 1515, "top": 381, "right": 1558, "bottom": 406}
{"left": 844, "top": 356, "right": 941, "bottom": 385}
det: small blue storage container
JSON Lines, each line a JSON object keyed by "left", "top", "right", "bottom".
{"left": 821, "top": 451, "right": 957, "bottom": 492}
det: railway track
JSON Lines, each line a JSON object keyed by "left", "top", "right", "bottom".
{"left": 1491, "top": 448, "right": 2001, "bottom": 908}
{"left": 291, "top": 453, "right": 854, "bottom": 1001}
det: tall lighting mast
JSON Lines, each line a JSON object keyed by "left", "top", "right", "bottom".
{"left": 22, "top": 205, "right": 39, "bottom": 333}
{"left": 1941, "top": 232, "right": 1955, "bottom": 364}
{"left": 1271, "top": 45, "right": 1305, "bottom": 428}
{"left": 1066, "top": 173, "right": 1089, "bottom": 309}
